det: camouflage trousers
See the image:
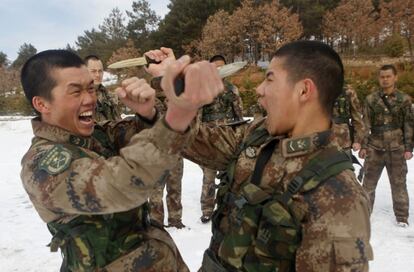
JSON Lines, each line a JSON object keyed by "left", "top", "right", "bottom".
{"left": 200, "top": 167, "right": 217, "bottom": 217}
{"left": 102, "top": 226, "right": 189, "bottom": 272}
{"left": 363, "top": 147, "right": 409, "bottom": 221}
{"left": 150, "top": 158, "right": 184, "bottom": 225}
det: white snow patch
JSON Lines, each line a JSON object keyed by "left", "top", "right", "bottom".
{"left": 1, "top": 118, "right": 413, "bottom": 271}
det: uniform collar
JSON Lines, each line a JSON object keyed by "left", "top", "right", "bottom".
{"left": 280, "top": 130, "right": 331, "bottom": 158}
{"left": 31, "top": 117, "right": 92, "bottom": 149}
{"left": 380, "top": 89, "right": 397, "bottom": 97}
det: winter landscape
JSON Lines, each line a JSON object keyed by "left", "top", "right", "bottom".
{"left": 0, "top": 117, "right": 413, "bottom": 272}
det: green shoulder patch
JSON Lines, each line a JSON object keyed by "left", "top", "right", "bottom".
{"left": 39, "top": 145, "right": 72, "bottom": 175}
{"left": 286, "top": 137, "right": 311, "bottom": 153}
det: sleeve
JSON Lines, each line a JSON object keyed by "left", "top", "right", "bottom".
{"left": 99, "top": 112, "right": 160, "bottom": 150}
{"left": 348, "top": 88, "right": 366, "bottom": 144}
{"left": 22, "top": 118, "right": 189, "bottom": 219}
{"left": 182, "top": 118, "right": 250, "bottom": 171}
{"left": 295, "top": 171, "right": 373, "bottom": 271}
{"left": 361, "top": 98, "right": 372, "bottom": 149}
{"left": 402, "top": 96, "right": 413, "bottom": 152}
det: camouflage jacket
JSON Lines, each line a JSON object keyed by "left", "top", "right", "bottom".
{"left": 183, "top": 118, "right": 372, "bottom": 271}
{"left": 200, "top": 80, "right": 244, "bottom": 126}
{"left": 362, "top": 89, "right": 413, "bottom": 152}
{"left": 20, "top": 116, "right": 190, "bottom": 271}
{"left": 95, "top": 84, "right": 122, "bottom": 122}
{"left": 332, "top": 87, "right": 366, "bottom": 149}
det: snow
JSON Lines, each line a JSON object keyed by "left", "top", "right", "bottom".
{"left": 0, "top": 118, "right": 413, "bottom": 271}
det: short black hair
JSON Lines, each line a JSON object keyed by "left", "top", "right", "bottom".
{"left": 84, "top": 54, "right": 101, "bottom": 64}
{"left": 274, "top": 40, "right": 344, "bottom": 116}
{"left": 380, "top": 64, "right": 397, "bottom": 75}
{"left": 21, "top": 50, "right": 85, "bottom": 113}
{"left": 209, "top": 55, "right": 227, "bottom": 64}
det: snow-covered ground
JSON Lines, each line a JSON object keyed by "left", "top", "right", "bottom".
{"left": 0, "top": 118, "right": 413, "bottom": 271}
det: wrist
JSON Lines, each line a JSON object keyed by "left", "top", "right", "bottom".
{"left": 165, "top": 106, "right": 197, "bottom": 132}
{"left": 138, "top": 108, "right": 157, "bottom": 122}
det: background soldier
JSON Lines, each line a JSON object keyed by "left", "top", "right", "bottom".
{"left": 149, "top": 61, "right": 185, "bottom": 228}
{"left": 332, "top": 85, "right": 366, "bottom": 153}
{"left": 19, "top": 49, "right": 223, "bottom": 271}
{"left": 199, "top": 54, "right": 245, "bottom": 223}
{"left": 359, "top": 64, "right": 413, "bottom": 227}
{"left": 156, "top": 41, "right": 372, "bottom": 271}
{"left": 85, "top": 55, "right": 122, "bottom": 122}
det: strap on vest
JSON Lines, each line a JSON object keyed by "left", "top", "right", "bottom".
{"left": 251, "top": 138, "right": 278, "bottom": 186}
{"left": 280, "top": 147, "right": 353, "bottom": 205}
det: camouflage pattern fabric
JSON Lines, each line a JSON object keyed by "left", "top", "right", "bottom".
{"left": 200, "top": 167, "right": 216, "bottom": 217}
{"left": 200, "top": 80, "right": 244, "bottom": 126}
{"left": 362, "top": 89, "right": 413, "bottom": 222}
{"left": 183, "top": 118, "right": 372, "bottom": 271}
{"left": 198, "top": 80, "right": 244, "bottom": 218}
{"left": 363, "top": 147, "right": 409, "bottom": 221}
{"left": 150, "top": 158, "right": 184, "bottom": 225}
{"left": 149, "top": 89, "right": 185, "bottom": 226}
{"left": 20, "top": 116, "right": 190, "bottom": 271}
{"left": 95, "top": 84, "right": 122, "bottom": 122}
{"left": 332, "top": 86, "right": 366, "bottom": 149}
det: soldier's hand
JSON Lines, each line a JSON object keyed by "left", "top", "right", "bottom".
{"left": 145, "top": 47, "right": 176, "bottom": 77}
{"left": 404, "top": 151, "right": 413, "bottom": 160}
{"left": 115, "top": 77, "right": 156, "bottom": 120}
{"left": 352, "top": 143, "right": 361, "bottom": 152}
{"left": 358, "top": 148, "right": 367, "bottom": 159}
{"left": 162, "top": 55, "right": 224, "bottom": 132}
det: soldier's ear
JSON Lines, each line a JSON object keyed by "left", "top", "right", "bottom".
{"left": 32, "top": 96, "right": 52, "bottom": 114}
{"left": 297, "top": 79, "right": 316, "bottom": 102}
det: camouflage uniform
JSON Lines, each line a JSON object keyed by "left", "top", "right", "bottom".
{"left": 183, "top": 118, "right": 372, "bottom": 271}
{"left": 362, "top": 89, "right": 413, "bottom": 222}
{"left": 20, "top": 116, "right": 190, "bottom": 272}
{"left": 332, "top": 86, "right": 365, "bottom": 150}
{"left": 199, "top": 80, "right": 244, "bottom": 219}
{"left": 149, "top": 87, "right": 185, "bottom": 227}
{"left": 95, "top": 84, "right": 122, "bottom": 122}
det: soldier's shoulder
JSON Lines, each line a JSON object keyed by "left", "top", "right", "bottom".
{"left": 329, "top": 168, "right": 366, "bottom": 198}
{"left": 22, "top": 140, "right": 73, "bottom": 176}
{"left": 396, "top": 90, "right": 412, "bottom": 101}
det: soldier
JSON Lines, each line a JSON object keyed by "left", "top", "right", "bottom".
{"left": 199, "top": 55, "right": 245, "bottom": 223}
{"left": 150, "top": 64, "right": 185, "bottom": 229}
{"left": 84, "top": 55, "right": 122, "bottom": 122}
{"left": 359, "top": 64, "right": 413, "bottom": 227}
{"left": 157, "top": 41, "right": 372, "bottom": 271}
{"left": 19, "top": 49, "right": 223, "bottom": 271}
{"left": 332, "top": 85, "right": 366, "bottom": 153}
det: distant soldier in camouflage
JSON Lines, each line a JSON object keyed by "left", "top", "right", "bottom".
{"left": 150, "top": 73, "right": 185, "bottom": 229}
{"left": 155, "top": 41, "right": 372, "bottom": 271}
{"left": 19, "top": 49, "right": 223, "bottom": 271}
{"left": 198, "top": 55, "right": 245, "bottom": 224}
{"left": 85, "top": 55, "right": 122, "bottom": 122}
{"left": 332, "top": 85, "right": 366, "bottom": 152}
{"left": 359, "top": 64, "right": 413, "bottom": 227}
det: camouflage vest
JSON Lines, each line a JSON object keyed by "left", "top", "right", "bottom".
{"left": 96, "top": 85, "right": 121, "bottom": 122}
{"left": 333, "top": 90, "right": 351, "bottom": 123}
{"left": 203, "top": 128, "right": 354, "bottom": 272}
{"left": 202, "top": 81, "right": 242, "bottom": 123}
{"left": 34, "top": 129, "right": 149, "bottom": 272}
{"left": 370, "top": 91, "right": 404, "bottom": 131}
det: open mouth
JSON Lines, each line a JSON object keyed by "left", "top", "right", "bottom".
{"left": 79, "top": 110, "right": 93, "bottom": 124}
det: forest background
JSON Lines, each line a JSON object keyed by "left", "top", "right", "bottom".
{"left": 1, "top": 0, "right": 413, "bottom": 115}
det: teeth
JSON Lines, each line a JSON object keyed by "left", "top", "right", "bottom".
{"left": 79, "top": 111, "right": 93, "bottom": 117}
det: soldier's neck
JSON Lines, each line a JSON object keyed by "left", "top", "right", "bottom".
{"left": 290, "top": 112, "right": 330, "bottom": 138}
{"left": 383, "top": 86, "right": 395, "bottom": 95}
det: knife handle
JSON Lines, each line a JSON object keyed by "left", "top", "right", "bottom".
{"left": 145, "top": 55, "right": 162, "bottom": 68}
{"left": 174, "top": 77, "right": 185, "bottom": 96}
